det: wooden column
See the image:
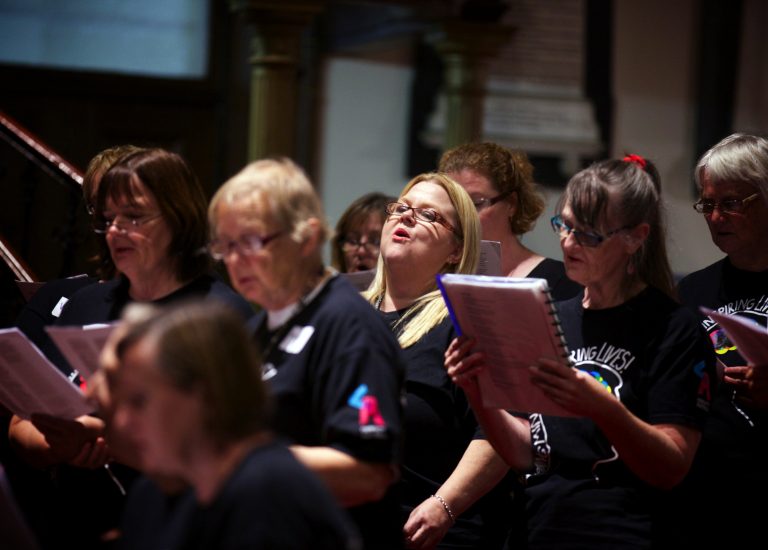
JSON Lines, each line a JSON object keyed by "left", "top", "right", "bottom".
{"left": 229, "top": 1, "right": 325, "bottom": 161}
{"left": 431, "top": 20, "right": 513, "bottom": 149}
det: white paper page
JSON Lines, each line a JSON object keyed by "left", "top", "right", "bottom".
{"left": 45, "top": 324, "right": 116, "bottom": 378}
{"left": 701, "top": 307, "right": 768, "bottom": 366}
{"left": 0, "top": 328, "right": 91, "bottom": 420}
{"left": 477, "top": 240, "right": 502, "bottom": 276}
{"left": 438, "top": 274, "right": 573, "bottom": 416}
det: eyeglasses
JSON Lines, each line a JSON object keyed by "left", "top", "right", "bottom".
{"left": 472, "top": 191, "right": 511, "bottom": 212}
{"left": 692, "top": 192, "right": 760, "bottom": 215}
{"left": 385, "top": 202, "right": 457, "bottom": 235}
{"left": 93, "top": 213, "right": 162, "bottom": 234}
{"left": 207, "top": 231, "right": 282, "bottom": 261}
{"left": 342, "top": 236, "right": 381, "bottom": 252}
{"left": 550, "top": 215, "right": 629, "bottom": 248}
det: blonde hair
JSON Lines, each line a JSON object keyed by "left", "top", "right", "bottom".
{"left": 209, "top": 157, "right": 329, "bottom": 248}
{"left": 363, "top": 173, "right": 480, "bottom": 347}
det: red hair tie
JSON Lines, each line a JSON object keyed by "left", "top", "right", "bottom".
{"left": 623, "top": 154, "right": 647, "bottom": 169}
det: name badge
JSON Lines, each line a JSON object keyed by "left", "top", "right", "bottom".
{"left": 279, "top": 325, "right": 315, "bottom": 354}
{"left": 51, "top": 297, "right": 69, "bottom": 318}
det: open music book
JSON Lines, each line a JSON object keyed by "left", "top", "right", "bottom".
{"left": 437, "top": 274, "right": 574, "bottom": 416}
{"left": 0, "top": 328, "right": 92, "bottom": 419}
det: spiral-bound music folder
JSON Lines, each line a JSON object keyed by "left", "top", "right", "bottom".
{"left": 437, "top": 274, "right": 575, "bottom": 416}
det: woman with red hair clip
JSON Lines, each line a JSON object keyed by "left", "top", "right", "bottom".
{"left": 446, "top": 155, "right": 716, "bottom": 549}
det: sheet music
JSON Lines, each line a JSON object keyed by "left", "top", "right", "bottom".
{"left": 342, "top": 269, "right": 376, "bottom": 292}
{"left": 438, "top": 274, "right": 574, "bottom": 416}
{"left": 45, "top": 324, "right": 116, "bottom": 378}
{"left": 477, "top": 240, "right": 502, "bottom": 276}
{"left": 0, "top": 328, "right": 91, "bottom": 420}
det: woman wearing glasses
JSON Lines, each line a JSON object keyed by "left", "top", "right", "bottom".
{"left": 8, "top": 148, "right": 252, "bottom": 550}
{"left": 208, "top": 157, "right": 405, "bottom": 550}
{"left": 331, "top": 192, "right": 394, "bottom": 274}
{"left": 446, "top": 156, "right": 715, "bottom": 549}
{"left": 364, "top": 173, "right": 515, "bottom": 549}
{"left": 675, "top": 133, "right": 768, "bottom": 548}
{"left": 439, "top": 142, "right": 580, "bottom": 300}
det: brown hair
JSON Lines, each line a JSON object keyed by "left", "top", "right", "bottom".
{"left": 331, "top": 192, "right": 394, "bottom": 272}
{"left": 439, "top": 142, "right": 546, "bottom": 234}
{"left": 115, "top": 301, "right": 270, "bottom": 448}
{"left": 557, "top": 157, "right": 674, "bottom": 298}
{"left": 95, "top": 148, "right": 211, "bottom": 282}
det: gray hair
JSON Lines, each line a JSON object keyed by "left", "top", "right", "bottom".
{"left": 695, "top": 133, "right": 768, "bottom": 203}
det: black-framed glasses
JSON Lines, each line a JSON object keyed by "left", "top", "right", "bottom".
{"left": 472, "top": 191, "right": 511, "bottom": 212}
{"left": 385, "top": 202, "right": 457, "bottom": 235}
{"left": 692, "top": 193, "right": 760, "bottom": 215}
{"left": 207, "top": 231, "right": 283, "bottom": 261}
{"left": 342, "top": 235, "right": 381, "bottom": 252}
{"left": 550, "top": 215, "right": 629, "bottom": 248}
{"left": 93, "top": 213, "right": 162, "bottom": 234}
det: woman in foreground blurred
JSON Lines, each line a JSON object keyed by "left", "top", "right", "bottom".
{"left": 106, "top": 300, "right": 360, "bottom": 550}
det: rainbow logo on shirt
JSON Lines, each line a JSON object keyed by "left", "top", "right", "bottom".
{"left": 348, "top": 384, "right": 387, "bottom": 438}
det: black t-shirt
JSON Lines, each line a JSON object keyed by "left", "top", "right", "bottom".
{"left": 676, "top": 258, "right": 768, "bottom": 548}
{"left": 16, "top": 275, "right": 98, "bottom": 350}
{"left": 527, "top": 258, "right": 581, "bottom": 302}
{"left": 121, "top": 444, "right": 361, "bottom": 550}
{"left": 249, "top": 275, "right": 405, "bottom": 550}
{"left": 381, "top": 311, "right": 515, "bottom": 549}
{"left": 523, "top": 287, "right": 714, "bottom": 550}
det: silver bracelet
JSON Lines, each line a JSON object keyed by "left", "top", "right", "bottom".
{"left": 431, "top": 493, "right": 456, "bottom": 524}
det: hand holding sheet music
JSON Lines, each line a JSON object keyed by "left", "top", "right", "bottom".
{"left": 437, "top": 274, "right": 575, "bottom": 416}
{"left": 0, "top": 328, "right": 91, "bottom": 420}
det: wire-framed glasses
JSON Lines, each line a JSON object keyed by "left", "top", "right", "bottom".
{"left": 692, "top": 193, "right": 759, "bottom": 215}
{"left": 207, "top": 232, "right": 283, "bottom": 261}
{"left": 93, "top": 213, "right": 162, "bottom": 234}
{"left": 385, "top": 202, "right": 457, "bottom": 235}
{"left": 550, "top": 215, "right": 629, "bottom": 248}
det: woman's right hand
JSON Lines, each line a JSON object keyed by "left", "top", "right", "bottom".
{"left": 444, "top": 336, "right": 485, "bottom": 403}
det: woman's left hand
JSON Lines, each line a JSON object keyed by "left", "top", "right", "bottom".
{"left": 530, "top": 357, "right": 615, "bottom": 418}
{"left": 402, "top": 496, "right": 453, "bottom": 550}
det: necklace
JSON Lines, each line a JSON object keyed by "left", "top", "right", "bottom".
{"left": 374, "top": 293, "right": 384, "bottom": 311}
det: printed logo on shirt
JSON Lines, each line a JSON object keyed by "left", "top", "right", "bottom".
{"left": 568, "top": 345, "right": 631, "bottom": 399}
{"left": 529, "top": 413, "right": 551, "bottom": 476}
{"left": 702, "top": 303, "right": 768, "bottom": 362}
{"left": 693, "top": 360, "right": 711, "bottom": 411}
{"left": 347, "top": 384, "right": 387, "bottom": 438}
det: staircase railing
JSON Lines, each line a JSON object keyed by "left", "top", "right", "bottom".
{"left": 0, "top": 110, "right": 84, "bottom": 283}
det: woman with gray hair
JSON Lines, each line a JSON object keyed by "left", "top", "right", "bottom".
{"left": 676, "top": 133, "right": 768, "bottom": 548}
{"left": 447, "top": 156, "right": 714, "bottom": 548}
{"left": 207, "top": 157, "right": 406, "bottom": 550}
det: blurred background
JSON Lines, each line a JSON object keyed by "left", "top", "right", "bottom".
{"left": 1, "top": 0, "right": 765, "bottom": 326}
